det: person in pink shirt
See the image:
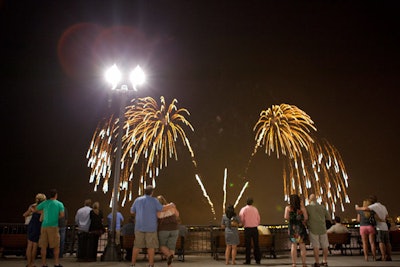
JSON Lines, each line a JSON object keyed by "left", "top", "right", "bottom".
{"left": 239, "top": 197, "right": 261, "bottom": 264}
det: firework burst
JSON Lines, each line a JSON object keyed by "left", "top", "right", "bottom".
{"left": 122, "top": 96, "right": 195, "bottom": 192}
{"left": 87, "top": 96, "right": 197, "bottom": 205}
{"left": 252, "top": 104, "right": 350, "bottom": 216}
{"left": 87, "top": 96, "right": 216, "bottom": 216}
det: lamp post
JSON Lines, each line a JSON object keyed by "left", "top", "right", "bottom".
{"left": 102, "top": 64, "right": 145, "bottom": 261}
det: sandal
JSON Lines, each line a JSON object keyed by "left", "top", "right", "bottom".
{"left": 322, "top": 262, "right": 328, "bottom": 266}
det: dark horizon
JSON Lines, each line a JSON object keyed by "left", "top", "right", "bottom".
{"left": 2, "top": 1, "right": 399, "bottom": 225}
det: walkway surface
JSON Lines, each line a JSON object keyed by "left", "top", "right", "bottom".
{"left": 1, "top": 252, "right": 399, "bottom": 267}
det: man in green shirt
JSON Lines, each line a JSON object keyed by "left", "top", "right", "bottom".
{"left": 306, "top": 194, "right": 331, "bottom": 267}
{"left": 36, "top": 188, "right": 65, "bottom": 267}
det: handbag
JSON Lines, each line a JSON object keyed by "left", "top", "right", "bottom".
{"left": 368, "top": 211, "right": 376, "bottom": 226}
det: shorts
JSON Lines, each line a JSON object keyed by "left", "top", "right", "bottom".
{"left": 376, "top": 230, "right": 390, "bottom": 244}
{"left": 360, "top": 225, "right": 376, "bottom": 236}
{"left": 158, "top": 230, "right": 179, "bottom": 250}
{"left": 39, "top": 227, "right": 60, "bottom": 249}
{"left": 134, "top": 231, "right": 159, "bottom": 249}
{"left": 309, "top": 232, "right": 329, "bottom": 249}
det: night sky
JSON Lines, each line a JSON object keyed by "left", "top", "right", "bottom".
{"left": 2, "top": 1, "right": 399, "bottom": 226}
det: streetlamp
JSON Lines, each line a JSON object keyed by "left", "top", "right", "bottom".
{"left": 102, "top": 64, "right": 145, "bottom": 261}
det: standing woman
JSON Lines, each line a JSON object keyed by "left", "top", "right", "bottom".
{"left": 88, "top": 201, "right": 104, "bottom": 260}
{"left": 157, "top": 195, "right": 179, "bottom": 267}
{"left": 221, "top": 204, "right": 241, "bottom": 265}
{"left": 284, "top": 194, "right": 308, "bottom": 267}
{"left": 356, "top": 199, "right": 376, "bottom": 261}
{"left": 25, "top": 193, "right": 46, "bottom": 267}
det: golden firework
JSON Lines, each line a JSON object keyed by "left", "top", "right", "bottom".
{"left": 87, "top": 96, "right": 195, "bottom": 205}
{"left": 253, "top": 104, "right": 350, "bottom": 216}
{"left": 253, "top": 104, "right": 316, "bottom": 159}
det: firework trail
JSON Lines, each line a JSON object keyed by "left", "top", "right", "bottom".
{"left": 223, "top": 168, "right": 227, "bottom": 213}
{"left": 234, "top": 181, "right": 249, "bottom": 208}
{"left": 250, "top": 103, "right": 350, "bottom": 215}
{"left": 195, "top": 174, "right": 216, "bottom": 219}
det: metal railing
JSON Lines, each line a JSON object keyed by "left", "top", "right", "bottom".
{"left": 0, "top": 223, "right": 366, "bottom": 257}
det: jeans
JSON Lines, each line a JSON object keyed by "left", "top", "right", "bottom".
{"left": 59, "top": 226, "right": 66, "bottom": 258}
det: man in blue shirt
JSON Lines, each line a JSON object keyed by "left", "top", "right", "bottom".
{"left": 107, "top": 209, "right": 124, "bottom": 246}
{"left": 130, "top": 186, "right": 171, "bottom": 267}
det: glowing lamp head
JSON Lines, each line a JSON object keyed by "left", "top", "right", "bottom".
{"left": 105, "top": 64, "right": 122, "bottom": 90}
{"left": 130, "top": 65, "right": 145, "bottom": 91}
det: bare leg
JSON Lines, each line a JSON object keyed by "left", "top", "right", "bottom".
{"left": 131, "top": 247, "right": 140, "bottom": 265}
{"left": 386, "top": 242, "right": 392, "bottom": 259}
{"left": 168, "top": 249, "right": 175, "bottom": 267}
{"left": 322, "top": 247, "right": 328, "bottom": 264}
{"left": 299, "top": 242, "right": 307, "bottom": 266}
{"left": 147, "top": 248, "right": 155, "bottom": 266}
{"left": 231, "top": 245, "right": 237, "bottom": 264}
{"left": 26, "top": 240, "right": 33, "bottom": 267}
{"left": 290, "top": 243, "right": 297, "bottom": 265}
{"left": 53, "top": 247, "right": 60, "bottom": 265}
{"left": 160, "top": 245, "right": 170, "bottom": 257}
{"left": 40, "top": 246, "right": 47, "bottom": 266}
{"left": 225, "top": 245, "right": 231, "bottom": 264}
{"left": 379, "top": 242, "right": 386, "bottom": 261}
{"left": 31, "top": 243, "right": 38, "bottom": 266}
{"left": 313, "top": 246, "right": 320, "bottom": 265}
{"left": 361, "top": 234, "right": 369, "bottom": 260}
{"left": 368, "top": 233, "right": 376, "bottom": 260}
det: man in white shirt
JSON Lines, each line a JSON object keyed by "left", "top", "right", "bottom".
{"left": 75, "top": 199, "right": 92, "bottom": 232}
{"left": 75, "top": 199, "right": 92, "bottom": 261}
{"left": 327, "top": 216, "right": 349, "bottom": 234}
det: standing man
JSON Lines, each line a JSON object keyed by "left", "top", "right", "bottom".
{"left": 36, "top": 188, "right": 65, "bottom": 267}
{"left": 107, "top": 208, "right": 124, "bottom": 246}
{"left": 306, "top": 194, "right": 331, "bottom": 267}
{"left": 75, "top": 199, "right": 92, "bottom": 232}
{"left": 58, "top": 204, "right": 68, "bottom": 258}
{"left": 129, "top": 186, "right": 168, "bottom": 267}
{"left": 239, "top": 197, "right": 261, "bottom": 265}
{"left": 356, "top": 195, "right": 392, "bottom": 261}
{"left": 75, "top": 199, "right": 92, "bottom": 260}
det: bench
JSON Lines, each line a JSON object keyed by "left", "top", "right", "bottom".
{"left": 213, "top": 231, "right": 276, "bottom": 260}
{"left": 121, "top": 234, "right": 185, "bottom": 262}
{"left": 327, "top": 232, "right": 352, "bottom": 255}
{"left": 0, "top": 233, "right": 27, "bottom": 257}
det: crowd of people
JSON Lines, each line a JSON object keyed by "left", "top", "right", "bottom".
{"left": 23, "top": 187, "right": 396, "bottom": 267}
{"left": 284, "top": 193, "right": 394, "bottom": 267}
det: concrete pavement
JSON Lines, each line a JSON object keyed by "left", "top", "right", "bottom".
{"left": 1, "top": 252, "right": 399, "bottom": 267}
